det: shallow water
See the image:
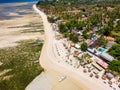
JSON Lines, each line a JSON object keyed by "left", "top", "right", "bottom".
{"left": 0, "top": 0, "right": 39, "bottom": 3}
{"left": 0, "top": 2, "right": 36, "bottom": 20}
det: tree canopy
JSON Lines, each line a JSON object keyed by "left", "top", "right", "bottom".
{"left": 116, "top": 37, "right": 120, "bottom": 44}
{"left": 109, "top": 60, "right": 120, "bottom": 73}
{"left": 69, "top": 33, "right": 79, "bottom": 43}
{"left": 98, "top": 37, "right": 108, "bottom": 47}
{"left": 108, "top": 44, "right": 120, "bottom": 60}
{"left": 81, "top": 42, "right": 88, "bottom": 51}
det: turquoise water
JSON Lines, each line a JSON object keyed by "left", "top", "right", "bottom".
{"left": 100, "top": 48, "right": 105, "bottom": 53}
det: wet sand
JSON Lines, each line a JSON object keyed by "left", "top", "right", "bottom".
{"left": 0, "top": 2, "right": 44, "bottom": 48}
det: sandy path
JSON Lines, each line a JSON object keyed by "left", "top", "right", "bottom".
{"left": 26, "top": 4, "right": 114, "bottom": 90}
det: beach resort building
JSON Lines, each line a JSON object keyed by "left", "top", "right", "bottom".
{"left": 100, "top": 53, "right": 114, "bottom": 62}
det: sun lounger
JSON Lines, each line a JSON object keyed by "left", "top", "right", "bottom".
{"left": 93, "top": 69, "right": 99, "bottom": 74}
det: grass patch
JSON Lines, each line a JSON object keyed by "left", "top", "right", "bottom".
{"left": 21, "top": 29, "right": 44, "bottom": 33}
{"left": 111, "top": 31, "right": 120, "bottom": 37}
{"left": 8, "top": 22, "right": 43, "bottom": 29}
{"left": 0, "top": 39, "right": 44, "bottom": 90}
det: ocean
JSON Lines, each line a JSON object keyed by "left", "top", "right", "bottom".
{"left": 0, "top": 0, "right": 40, "bottom": 3}
{"left": 0, "top": 0, "right": 41, "bottom": 20}
{"left": 0, "top": 0, "right": 51, "bottom": 20}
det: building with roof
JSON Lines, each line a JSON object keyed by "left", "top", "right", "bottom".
{"left": 75, "top": 44, "right": 80, "bottom": 49}
{"left": 106, "top": 73, "right": 114, "bottom": 80}
{"left": 100, "top": 53, "right": 114, "bottom": 62}
{"left": 95, "top": 59, "right": 108, "bottom": 69}
{"left": 105, "top": 36, "right": 115, "bottom": 41}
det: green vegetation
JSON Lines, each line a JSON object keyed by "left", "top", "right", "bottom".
{"left": 69, "top": 33, "right": 79, "bottom": 43}
{"left": 37, "top": 0, "right": 120, "bottom": 75}
{"left": 108, "top": 60, "right": 120, "bottom": 74}
{"left": 116, "top": 37, "right": 120, "bottom": 44}
{"left": 98, "top": 37, "right": 108, "bottom": 47}
{"left": 82, "top": 30, "right": 91, "bottom": 39}
{"left": 59, "top": 23, "right": 68, "bottom": 33}
{"left": 102, "top": 26, "right": 112, "bottom": 36}
{"left": 37, "top": 0, "right": 120, "bottom": 45}
{"left": 81, "top": 42, "right": 88, "bottom": 52}
{"left": 0, "top": 40, "right": 43, "bottom": 90}
{"left": 108, "top": 44, "right": 120, "bottom": 60}
{"left": 47, "top": 16, "right": 55, "bottom": 23}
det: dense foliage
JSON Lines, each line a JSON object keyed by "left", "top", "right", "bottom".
{"left": 108, "top": 44, "right": 120, "bottom": 60}
{"left": 116, "top": 37, "right": 120, "bottom": 44}
{"left": 98, "top": 37, "right": 108, "bottom": 47}
{"left": 69, "top": 33, "right": 79, "bottom": 43}
{"left": 109, "top": 60, "right": 120, "bottom": 73}
{"left": 81, "top": 42, "right": 88, "bottom": 52}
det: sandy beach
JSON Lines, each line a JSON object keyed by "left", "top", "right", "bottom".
{"left": 26, "top": 4, "right": 117, "bottom": 90}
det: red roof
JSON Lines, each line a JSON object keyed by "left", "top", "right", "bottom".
{"left": 106, "top": 37, "right": 115, "bottom": 41}
{"left": 95, "top": 59, "right": 108, "bottom": 69}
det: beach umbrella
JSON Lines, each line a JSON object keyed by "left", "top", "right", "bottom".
{"left": 88, "top": 69, "right": 91, "bottom": 72}
{"left": 90, "top": 73, "right": 93, "bottom": 77}
{"left": 83, "top": 69, "right": 87, "bottom": 73}
{"left": 95, "top": 75, "right": 99, "bottom": 79}
{"left": 102, "top": 76, "right": 106, "bottom": 80}
{"left": 106, "top": 73, "right": 114, "bottom": 79}
{"left": 108, "top": 81, "right": 112, "bottom": 85}
{"left": 83, "top": 65, "right": 85, "bottom": 68}
{"left": 103, "top": 81, "right": 106, "bottom": 84}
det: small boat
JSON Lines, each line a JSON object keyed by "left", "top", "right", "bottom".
{"left": 59, "top": 76, "right": 66, "bottom": 82}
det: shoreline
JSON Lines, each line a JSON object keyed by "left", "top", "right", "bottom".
{"left": 26, "top": 4, "right": 115, "bottom": 90}
{"left": 0, "top": 2, "right": 44, "bottom": 49}
{"left": 0, "top": 2, "right": 44, "bottom": 90}
{"left": 0, "top": 1, "right": 37, "bottom": 4}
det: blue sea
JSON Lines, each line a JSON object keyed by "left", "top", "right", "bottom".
{"left": 0, "top": 0, "right": 53, "bottom": 20}
{"left": 0, "top": 0, "right": 45, "bottom": 20}
{"left": 0, "top": 0, "right": 40, "bottom": 3}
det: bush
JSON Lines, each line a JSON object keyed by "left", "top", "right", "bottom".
{"left": 81, "top": 42, "right": 88, "bottom": 52}
{"left": 98, "top": 37, "right": 108, "bottom": 47}
{"left": 63, "top": 32, "right": 69, "bottom": 38}
{"left": 59, "top": 23, "right": 68, "bottom": 33}
{"left": 47, "top": 16, "right": 55, "bottom": 23}
{"left": 109, "top": 60, "right": 120, "bottom": 73}
{"left": 116, "top": 37, "right": 120, "bottom": 44}
{"left": 69, "top": 33, "right": 79, "bottom": 43}
{"left": 108, "top": 44, "right": 120, "bottom": 60}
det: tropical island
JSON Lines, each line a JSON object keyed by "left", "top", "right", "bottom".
{"left": 0, "top": 0, "right": 120, "bottom": 90}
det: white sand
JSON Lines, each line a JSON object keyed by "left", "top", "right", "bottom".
{"left": 26, "top": 4, "right": 115, "bottom": 90}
